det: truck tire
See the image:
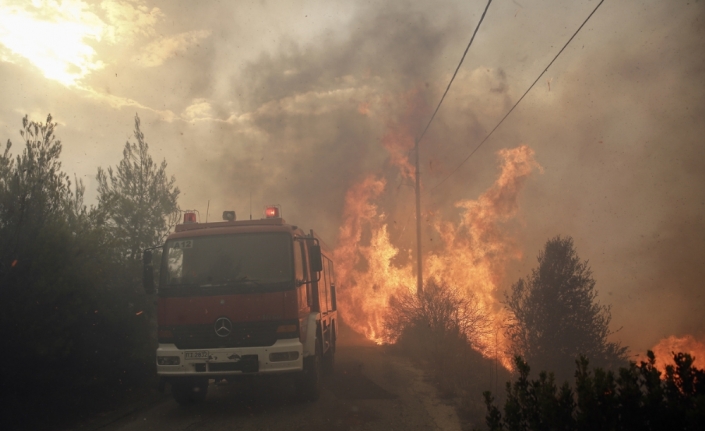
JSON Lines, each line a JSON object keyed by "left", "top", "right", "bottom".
{"left": 296, "top": 339, "right": 322, "bottom": 401}
{"left": 171, "top": 379, "right": 208, "bottom": 406}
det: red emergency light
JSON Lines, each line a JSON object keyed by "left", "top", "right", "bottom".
{"left": 264, "top": 205, "right": 281, "bottom": 219}
{"left": 183, "top": 212, "right": 197, "bottom": 224}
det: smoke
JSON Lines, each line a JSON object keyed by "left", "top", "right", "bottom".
{"left": 2, "top": 0, "right": 702, "bottom": 357}
{"left": 156, "top": 0, "right": 705, "bottom": 355}
{"left": 165, "top": 1, "right": 467, "bottom": 241}
{"left": 503, "top": 0, "right": 705, "bottom": 353}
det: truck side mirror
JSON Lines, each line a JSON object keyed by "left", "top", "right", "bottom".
{"left": 309, "top": 244, "right": 323, "bottom": 273}
{"left": 143, "top": 250, "right": 155, "bottom": 294}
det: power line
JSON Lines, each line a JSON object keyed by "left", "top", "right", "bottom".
{"left": 412, "top": 0, "right": 493, "bottom": 295}
{"left": 429, "top": 0, "right": 606, "bottom": 192}
{"left": 416, "top": 0, "right": 493, "bottom": 147}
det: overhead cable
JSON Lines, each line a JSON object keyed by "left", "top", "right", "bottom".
{"left": 429, "top": 0, "right": 606, "bottom": 192}
{"left": 415, "top": 0, "right": 493, "bottom": 147}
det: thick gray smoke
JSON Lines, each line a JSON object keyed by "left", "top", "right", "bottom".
{"left": 2, "top": 0, "right": 701, "bottom": 355}
{"left": 168, "top": 1, "right": 464, "bottom": 242}
{"left": 158, "top": 0, "right": 705, "bottom": 354}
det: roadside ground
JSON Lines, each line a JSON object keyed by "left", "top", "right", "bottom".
{"left": 73, "top": 322, "right": 464, "bottom": 431}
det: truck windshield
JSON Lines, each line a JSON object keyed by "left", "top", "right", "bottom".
{"left": 161, "top": 232, "right": 293, "bottom": 288}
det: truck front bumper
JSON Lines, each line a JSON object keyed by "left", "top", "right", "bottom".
{"left": 156, "top": 338, "right": 303, "bottom": 377}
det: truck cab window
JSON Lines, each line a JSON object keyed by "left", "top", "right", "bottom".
{"left": 293, "top": 241, "right": 305, "bottom": 283}
{"left": 162, "top": 233, "right": 293, "bottom": 288}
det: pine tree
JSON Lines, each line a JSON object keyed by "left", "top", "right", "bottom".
{"left": 505, "top": 236, "right": 627, "bottom": 381}
{"left": 97, "top": 114, "right": 179, "bottom": 262}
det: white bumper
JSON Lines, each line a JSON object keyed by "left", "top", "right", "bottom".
{"left": 156, "top": 338, "right": 303, "bottom": 376}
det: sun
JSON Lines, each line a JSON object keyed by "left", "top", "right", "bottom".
{"left": 0, "top": 0, "right": 106, "bottom": 86}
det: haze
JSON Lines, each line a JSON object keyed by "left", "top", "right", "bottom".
{"left": 1, "top": 0, "right": 703, "bottom": 357}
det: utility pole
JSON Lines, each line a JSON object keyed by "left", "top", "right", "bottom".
{"left": 415, "top": 138, "right": 423, "bottom": 296}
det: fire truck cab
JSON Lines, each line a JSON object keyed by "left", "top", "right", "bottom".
{"left": 142, "top": 206, "right": 337, "bottom": 404}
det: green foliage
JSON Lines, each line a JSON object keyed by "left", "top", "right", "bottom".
{"left": 505, "top": 236, "right": 627, "bottom": 381}
{"left": 97, "top": 113, "right": 179, "bottom": 261}
{"left": 0, "top": 114, "right": 169, "bottom": 429}
{"left": 0, "top": 115, "right": 83, "bottom": 234}
{"left": 482, "top": 352, "right": 705, "bottom": 431}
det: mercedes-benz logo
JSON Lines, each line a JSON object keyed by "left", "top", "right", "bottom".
{"left": 214, "top": 317, "right": 233, "bottom": 338}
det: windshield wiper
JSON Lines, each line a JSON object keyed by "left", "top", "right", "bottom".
{"left": 198, "top": 276, "right": 262, "bottom": 288}
{"left": 164, "top": 282, "right": 198, "bottom": 288}
{"left": 232, "top": 276, "right": 263, "bottom": 287}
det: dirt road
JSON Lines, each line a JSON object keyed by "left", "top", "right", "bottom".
{"left": 98, "top": 329, "right": 462, "bottom": 431}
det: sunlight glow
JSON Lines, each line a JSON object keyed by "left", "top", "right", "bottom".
{"left": 0, "top": 0, "right": 105, "bottom": 86}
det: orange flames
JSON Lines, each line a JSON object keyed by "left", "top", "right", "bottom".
{"left": 333, "top": 175, "right": 416, "bottom": 342}
{"left": 642, "top": 335, "right": 705, "bottom": 373}
{"left": 333, "top": 139, "right": 540, "bottom": 369}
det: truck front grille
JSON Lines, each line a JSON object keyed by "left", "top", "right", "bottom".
{"left": 166, "top": 322, "right": 281, "bottom": 349}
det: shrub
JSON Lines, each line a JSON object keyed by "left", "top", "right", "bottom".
{"left": 482, "top": 351, "right": 705, "bottom": 431}
{"left": 384, "top": 279, "right": 491, "bottom": 351}
{"left": 384, "top": 280, "right": 509, "bottom": 424}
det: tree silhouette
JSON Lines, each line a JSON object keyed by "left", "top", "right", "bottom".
{"left": 0, "top": 114, "right": 157, "bottom": 429}
{"left": 97, "top": 114, "right": 179, "bottom": 262}
{"left": 483, "top": 352, "right": 705, "bottom": 431}
{"left": 505, "top": 236, "right": 627, "bottom": 381}
{"left": 0, "top": 115, "right": 84, "bottom": 230}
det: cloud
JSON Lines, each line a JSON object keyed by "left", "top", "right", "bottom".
{"left": 0, "top": 0, "right": 165, "bottom": 86}
{"left": 100, "top": 0, "right": 163, "bottom": 43}
{"left": 0, "top": 0, "right": 106, "bottom": 86}
{"left": 181, "top": 98, "right": 216, "bottom": 122}
{"left": 77, "top": 84, "right": 177, "bottom": 121}
{"left": 133, "top": 29, "right": 211, "bottom": 67}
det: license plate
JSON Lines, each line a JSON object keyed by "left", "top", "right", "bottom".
{"left": 184, "top": 350, "right": 209, "bottom": 360}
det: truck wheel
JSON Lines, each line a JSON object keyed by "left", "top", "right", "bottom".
{"left": 171, "top": 379, "right": 208, "bottom": 406}
{"left": 297, "top": 339, "right": 322, "bottom": 401}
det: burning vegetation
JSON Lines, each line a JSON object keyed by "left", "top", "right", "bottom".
{"left": 644, "top": 335, "right": 705, "bottom": 375}
{"left": 333, "top": 143, "right": 540, "bottom": 370}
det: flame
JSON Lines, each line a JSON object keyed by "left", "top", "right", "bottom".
{"left": 333, "top": 175, "right": 415, "bottom": 342}
{"left": 642, "top": 335, "right": 705, "bottom": 373}
{"left": 333, "top": 142, "right": 540, "bottom": 370}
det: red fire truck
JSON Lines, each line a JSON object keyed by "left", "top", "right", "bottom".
{"left": 142, "top": 205, "right": 337, "bottom": 404}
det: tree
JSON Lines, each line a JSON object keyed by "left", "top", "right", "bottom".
{"left": 0, "top": 115, "right": 82, "bottom": 224}
{"left": 483, "top": 352, "right": 705, "bottom": 431}
{"left": 97, "top": 114, "right": 180, "bottom": 262}
{"left": 0, "top": 114, "right": 86, "bottom": 277}
{"left": 0, "top": 114, "right": 156, "bottom": 429}
{"left": 504, "top": 236, "right": 627, "bottom": 381}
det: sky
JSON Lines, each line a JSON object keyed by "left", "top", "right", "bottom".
{"left": 0, "top": 0, "right": 703, "bottom": 357}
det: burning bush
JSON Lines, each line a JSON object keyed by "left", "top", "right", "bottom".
{"left": 383, "top": 280, "right": 509, "bottom": 421}
{"left": 384, "top": 279, "right": 492, "bottom": 351}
